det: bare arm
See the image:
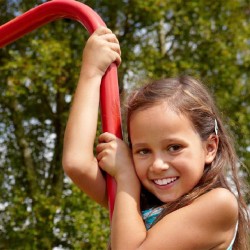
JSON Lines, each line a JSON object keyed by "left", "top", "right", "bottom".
{"left": 112, "top": 185, "right": 238, "bottom": 250}
{"left": 96, "top": 133, "right": 238, "bottom": 249}
{"left": 62, "top": 27, "right": 121, "bottom": 208}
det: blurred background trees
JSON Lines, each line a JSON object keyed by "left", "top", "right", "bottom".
{"left": 0, "top": 0, "right": 249, "bottom": 249}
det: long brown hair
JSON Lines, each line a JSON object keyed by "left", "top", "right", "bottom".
{"left": 126, "top": 76, "right": 249, "bottom": 250}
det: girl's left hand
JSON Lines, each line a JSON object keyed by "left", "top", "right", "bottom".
{"left": 96, "top": 132, "right": 135, "bottom": 180}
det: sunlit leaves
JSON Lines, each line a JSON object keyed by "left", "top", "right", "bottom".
{"left": 0, "top": 0, "right": 249, "bottom": 248}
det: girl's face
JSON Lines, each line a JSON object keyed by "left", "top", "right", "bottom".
{"left": 130, "top": 102, "right": 215, "bottom": 203}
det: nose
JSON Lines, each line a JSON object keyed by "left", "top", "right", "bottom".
{"left": 150, "top": 156, "right": 169, "bottom": 173}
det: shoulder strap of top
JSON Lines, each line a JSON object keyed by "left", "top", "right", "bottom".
{"left": 226, "top": 221, "right": 238, "bottom": 250}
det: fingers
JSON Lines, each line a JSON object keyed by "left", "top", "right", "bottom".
{"left": 94, "top": 27, "right": 121, "bottom": 53}
{"left": 94, "top": 27, "right": 118, "bottom": 44}
{"left": 96, "top": 133, "right": 116, "bottom": 154}
{"left": 94, "top": 26, "right": 112, "bottom": 36}
{"left": 98, "top": 132, "right": 117, "bottom": 143}
{"left": 96, "top": 133, "right": 116, "bottom": 173}
{"left": 82, "top": 27, "right": 121, "bottom": 77}
{"left": 103, "top": 34, "right": 119, "bottom": 45}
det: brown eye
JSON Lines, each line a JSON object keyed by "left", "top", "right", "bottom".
{"left": 168, "top": 145, "right": 181, "bottom": 152}
{"left": 138, "top": 149, "right": 150, "bottom": 155}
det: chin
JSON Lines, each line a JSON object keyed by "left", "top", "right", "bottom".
{"left": 156, "top": 194, "right": 181, "bottom": 203}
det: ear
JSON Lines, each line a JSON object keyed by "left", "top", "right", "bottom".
{"left": 204, "top": 135, "right": 219, "bottom": 164}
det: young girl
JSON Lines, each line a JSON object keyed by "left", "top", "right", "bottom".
{"left": 63, "top": 27, "right": 249, "bottom": 249}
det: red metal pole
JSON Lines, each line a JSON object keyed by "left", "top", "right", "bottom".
{"left": 0, "top": 0, "right": 121, "bottom": 219}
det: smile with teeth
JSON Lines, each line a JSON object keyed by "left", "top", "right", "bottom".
{"left": 154, "top": 177, "right": 178, "bottom": 186}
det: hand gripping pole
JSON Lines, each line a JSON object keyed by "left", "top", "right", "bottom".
{"left": 0, "top": 0, "right": 121, "bottom": 219}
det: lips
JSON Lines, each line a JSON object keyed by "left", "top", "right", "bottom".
{"left": 154, "top": 177, "right": 178, "bottom": 186}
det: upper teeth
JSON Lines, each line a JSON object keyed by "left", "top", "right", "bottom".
{"left": 154, "top": 177, "right": 177, "bottom": 186}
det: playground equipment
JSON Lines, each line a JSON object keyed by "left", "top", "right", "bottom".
{"left": 0, "top": 0, "right": 122, "bottom": 219}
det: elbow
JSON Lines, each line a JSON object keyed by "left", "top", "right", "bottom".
{"left": 62, "top": 156, "right": 76, "bottom": 177}
{"left": 62, "top": 153, "right": 92, "bottom": 178}
{"left": 62, "top": 156, "right": 79, "bottom": 178}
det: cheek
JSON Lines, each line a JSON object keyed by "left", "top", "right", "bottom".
{"left": 178, "top": 159, "right": 205, "bottom": 182}
{"left": 133, "top": 160, "right": 146, "bottom": 180}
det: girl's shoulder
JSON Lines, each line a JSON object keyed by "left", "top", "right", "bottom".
{"left": 194, "top": 187, "right": 238, "bottom": 222}
{"left": 192, "top": 187, "right": 238, "bottom": 248}
{"left": 191, "top": 188, "right": 238, "bottom": 233}
{"left": 195, "top": 187, "right": 238, "bottom": 207}
{"left": 145, "top": 188, "right": 238, "bottom": 249}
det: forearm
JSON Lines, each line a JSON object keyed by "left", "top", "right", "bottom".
{"left": 63, "top": 26, "right": 121, "bottom": 170}
{"left": 62, "top": 27, "right": 121, "bottom": 207}
{"left": 63, "top": 72, "right": 101, "bottom": 167}
{"left": 111, "top": 173, "right": 147, "bottom": 250}
{"left": 96, "top": 133, "right": 147, "bottom": 248}
{"left": 62, "top": 72, "right": 109, "bottom": 206}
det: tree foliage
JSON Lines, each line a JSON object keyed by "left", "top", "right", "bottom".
{"left": 0, "top": 0, "right": 249, "bottom": 249}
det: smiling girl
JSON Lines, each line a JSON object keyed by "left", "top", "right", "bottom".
{"left": 63, "top": 27, "right": 249, "bottom": 249}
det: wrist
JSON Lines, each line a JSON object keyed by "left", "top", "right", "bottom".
{"left": 116, "top": 171, "right": 141, "bottom": 203}
{"left": 116, "top": 168, "right": 140, "bottom": 188}
{"left": 78, "top": 73, "right": 103, "bottom": 90}
{"left": 79, "top": 66, "right": 104, "bottom": 82}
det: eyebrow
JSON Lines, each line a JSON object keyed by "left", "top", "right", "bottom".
{"left": 132, "top": 138, "right": 187, "bottom": 149}
{"left": 132, "top": 143, "right": 148, "bottom": 150}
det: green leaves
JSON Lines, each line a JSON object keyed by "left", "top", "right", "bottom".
{"left": 0, "top": 0, "right": 249, "bottom": 248}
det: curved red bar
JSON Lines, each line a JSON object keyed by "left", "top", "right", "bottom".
{"left": 0, "top": 0, "right": 121, "bottom": 219}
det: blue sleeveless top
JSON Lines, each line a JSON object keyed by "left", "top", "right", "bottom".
{"left": 142, "top": 207, "right": 238, "bottom": 250}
